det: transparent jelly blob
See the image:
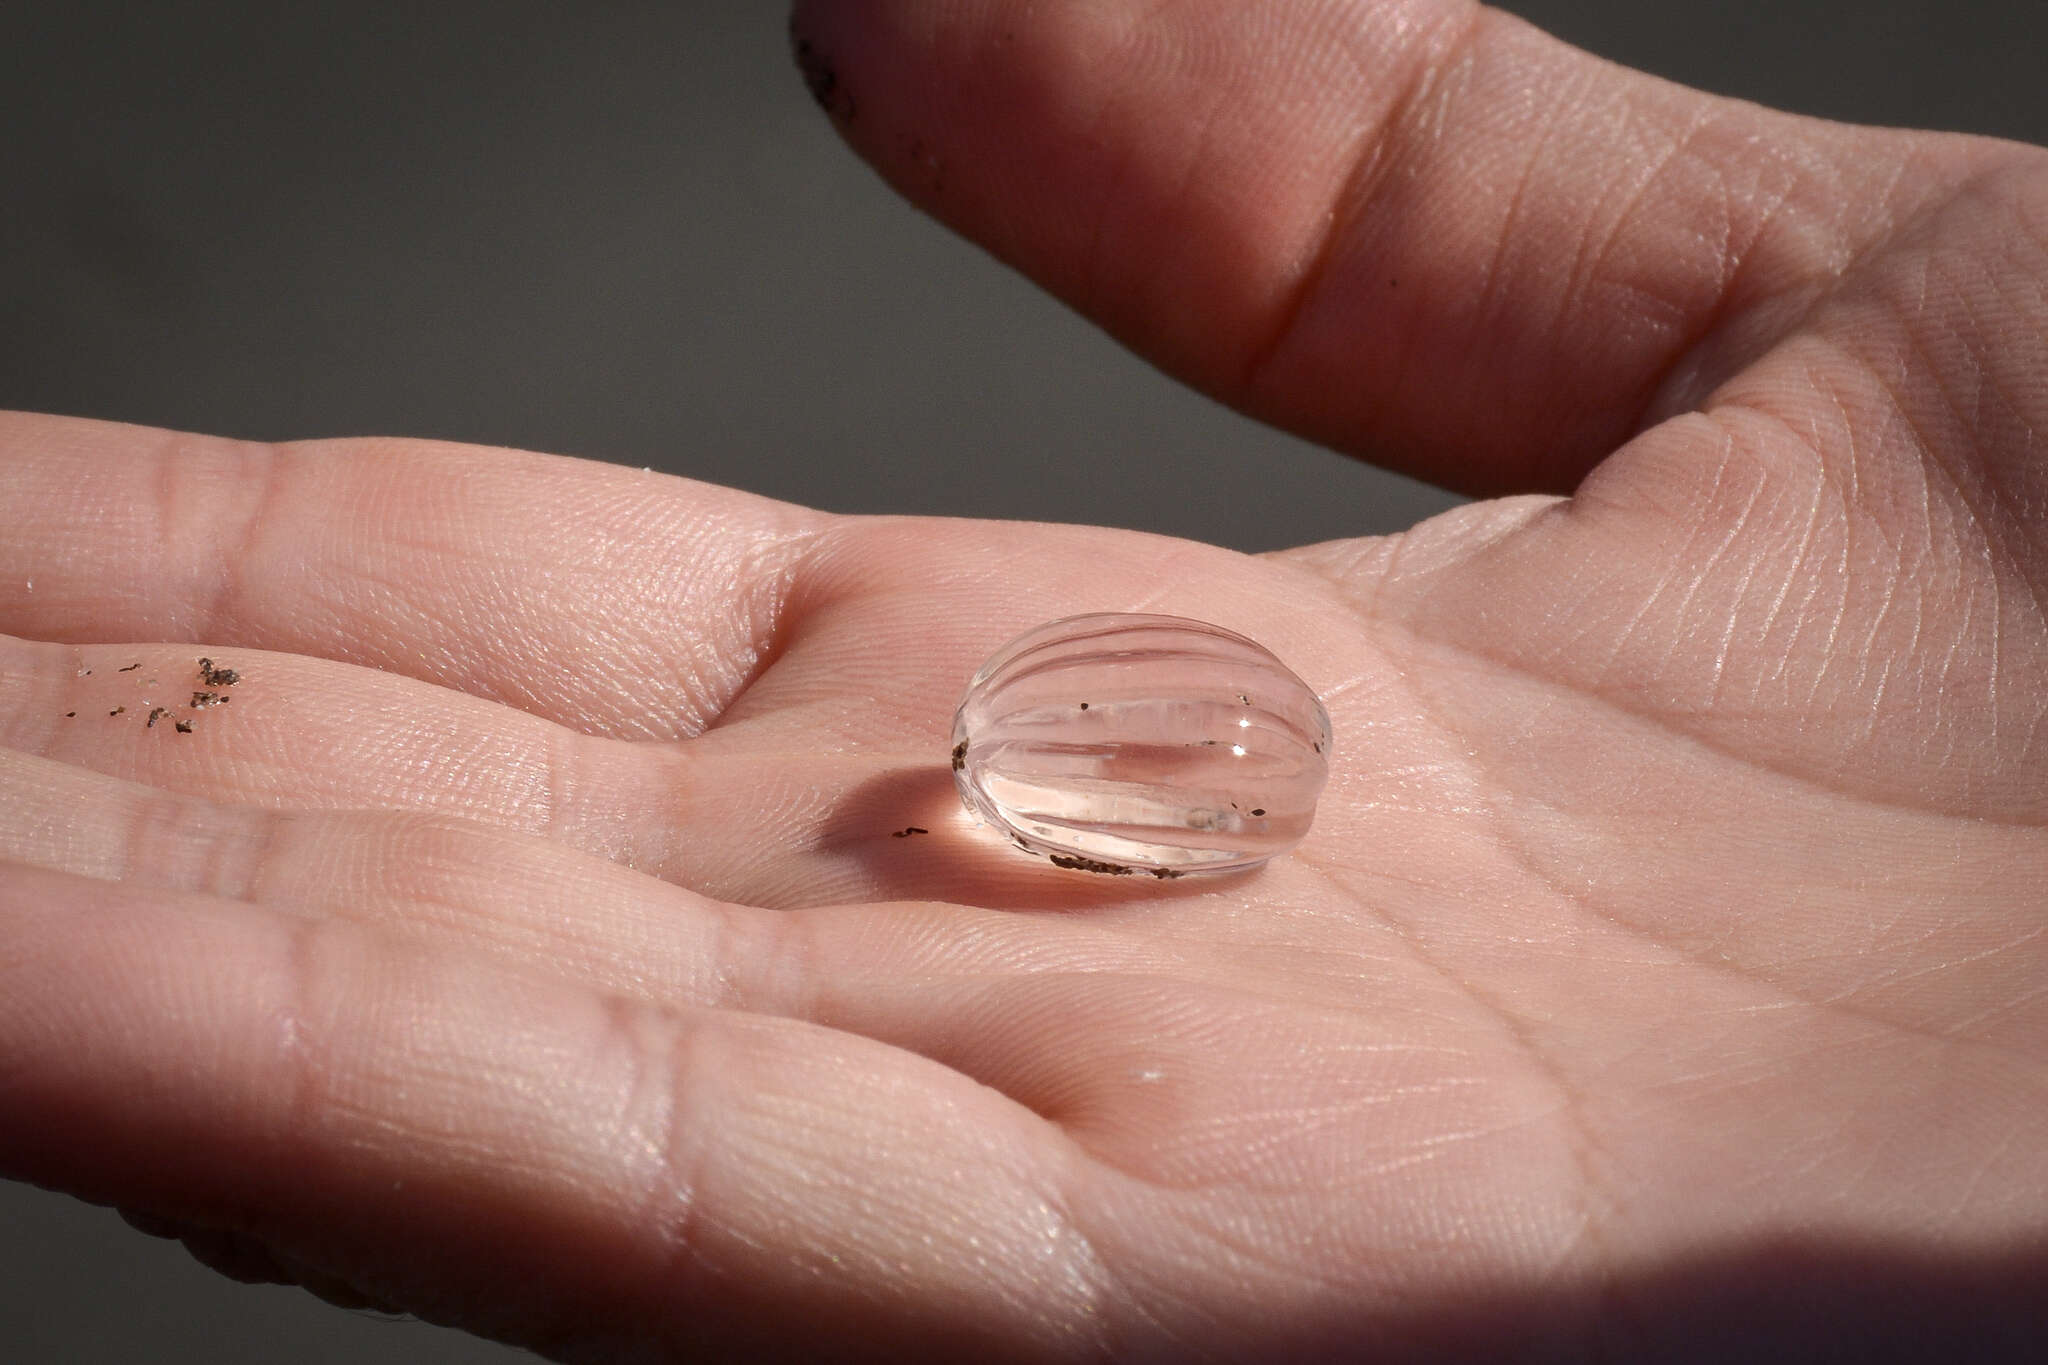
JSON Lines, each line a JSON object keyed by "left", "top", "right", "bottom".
{"left": 951, "top": 613, "right": 1332, "bottom": 876}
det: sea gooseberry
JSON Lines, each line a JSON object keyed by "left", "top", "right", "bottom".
{"left": 951, "top": 614, "right": 1331, "bottom": 876}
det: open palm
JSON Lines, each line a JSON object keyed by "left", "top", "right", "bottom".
{"left": 4, "top": 1, "right": 2045, "bottom": 1359}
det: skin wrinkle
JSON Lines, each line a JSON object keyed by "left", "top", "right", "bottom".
{"left": 1846, "top": 321, "right": 2046, "bottom": 648}
{"left": 1945, "top": 1122, "right": 2025, "bottom": 1236}
{"left": 148, "top": 433, "right": 188, "bottom": 630}
{"left": 176, "top": 791, "right": 261, "bottom": 905}
{"left": 1661, "top": 123, "right": 1751, "bottom": 316}
{"left": 1707, "top": 395, "right": 1863, "bottom": 703}
{"left": 1103, "top": 1211, "right": 1327, "bottom": 1358}
{"left": 1930, "top": 595, "right": 1979, "bottom": 767}
{"left": 1716, "top": 348, "right": 2023, "bottom": 752}
{"left": 1785, "top": 483, "right": 1846, "bottom": 715}
{"left": 715, "top": 525, "right": 820, "bottom": 734}
{"left": 1588, "top": 480, "right": 1702, "bottom": 691}
{"left": 740, "top": 888, "right": 837, "bottom": 1024}
{"left": 205, "top": 439, "right": 294, "bottom": 649}
{"left": 1153, "top": 1200, "right": 1366, "bottom": 1302}
{"left": 532, "top": 720, "right": 575, "bottom": 854}
{"left": 1444, "top": 708, "right": 2048, "bottom": 1078}
{"left": 1023, "top": 1162, "right": 1122, "bottom": 1365}
{"left": 562, "top": 735, "right": 689, "bottom": 875}
{"left": 1639, "top": 138, "right": 1924, "bottom": 437}
{"left": 1553, "top": 94, "right": 1716, "bottom": 381}
{"left": 1618, "top": 1017, "right": 1815, "bottom": 1096}
{"left": 129, "top": 785, "right": 702, "bottom": 1029}
{"left": 1660, "top": 452, "right": 1768, "bottom": 707}
{"left": 1455, "top": 21, "right": 1570, "bottom": 401}
{"left": 275, "top": 910, "right": 337, "bottom": 1234}
{"left": 804, "top": 1057, "right": 1109, "bottom": 1358}
{"left": 1117, "top": 543, "right": 1226, "bottom": 618}
{"left": 1701, "top": 495, "right": 1772, "bottom": 711}
{"left": 1238, "top": 0, "right": 1485, "bottom": 398}
{"left": 964, "top": 968, "right": 1368, "bottom": 1181}
{"left": 655, "top": 532, "right": 759, "bottom": 737}
{"left": 1989, "top": 555, "right": 2004, "bottom": 752}
{"left": 1300, "top": 670, "right": 1370, "bottom": 709}
{"left": 1096, "top": 1030, "right": 1486, "bottom": 1182}
{"left": 1334, "top": 509, "right": 1411, "bottom": 631}
{"left": 1966, "top": 336, "right": 2048, "bottom": 549}
{"left": 1567, "top": 94, "right": 1695, "bottom": 286}
{"left": 1805, "top": 374, "right": 1863, "bottom": 523}
{"left": 1744, "top": 417, "right": 1826, "bottom": 663}
{"left": 609, "top": 995, "right": 712, "bottom": 1349}
{"left": 1743, "top": 429, "right": 1828, "bottom": 693}
{"left": 1194, "top": 1194, "right": 1441, "bottom": 1317}
{"left": 1556, "top": 91, "right": 1852, "bottom": 451}
{"left": 1368, "top": 570, "right": 2046, "bottom": 829}
{"left": 112, "top": 781, "right": 182, "bottom": 887}
{"left": 1861, "top": 655, "right": 1900, "bottom": 753}
{"left": 1067, "top": 3, "right": 1160, "bottom": 328}
{"left": 1912, "top": 321, "right": 2048, "bottom": 636}
{"left": 1811, "top": 170, "right": 2048, "bottom": 613}
{"left": 1055, "top": 1171, "right": 1168, "bottom": 1362}
{"left": 1326, "top": 857, "right": 1614, "bottom": 1282}
{"left": 1836, "top": 923, "right": 2047, "bottom": 1005}
{"left": 1297, "top": 626, "right": 1614, "bottom": 1275}
{"left": 206, "top": 804, "right": 275, "bottom": 907}
{"left": 1949, "top": 977, "right": 2048, "bottom": 1039}
{"left": 1522, "top": 565, "right": 1622, "bottom": 686}
{"left": 1839, "top": 1047, "right": 1953, "bottom": 1206}
{"left": 742, "top": 518, "right": 902, "bottom": 700}
{"left": 1810, "top": 373, "right": 1862, "bottom": 605}
{"left": 1098, "top": 6, "right": 1221, "bottom": 337}
{"left": 266, "top": 436, "right": 825, "bottom": 739}
{"left": 1841, "top": 580, "right": 1917, "bottom": 750}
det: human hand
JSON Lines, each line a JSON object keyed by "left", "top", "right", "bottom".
{"left": 4, "top": 0, "right": 2044, "bottom": 1358}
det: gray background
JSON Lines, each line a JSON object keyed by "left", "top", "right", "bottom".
{"left": 2, "top": 2, "right": 2043, "bottom": 1360}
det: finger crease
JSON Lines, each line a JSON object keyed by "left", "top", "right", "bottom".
{"left": 203, "top": 437, "right": 292, "bottom": 642}
{"left": 1239, "top": 1, "right": 1489, "bottom": 400}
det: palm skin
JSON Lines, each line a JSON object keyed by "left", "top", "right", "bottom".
{"left": 3, "top": 0, "right": 2046, "bottom": 1359}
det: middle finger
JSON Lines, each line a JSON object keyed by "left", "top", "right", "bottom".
{"left": 0, "top": 633, "right": 1203, "bottom": 910}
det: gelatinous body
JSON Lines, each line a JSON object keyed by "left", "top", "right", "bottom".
{"left": 951, "top": 614, "right": 1331, "bottom": 875}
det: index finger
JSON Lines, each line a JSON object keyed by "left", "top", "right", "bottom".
{"left": 0, "top": 411, "right": 821, "bottom": 739}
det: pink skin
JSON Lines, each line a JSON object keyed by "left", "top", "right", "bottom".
{"left": 3, "top": 1, "right": 2045, "bottom": 1358}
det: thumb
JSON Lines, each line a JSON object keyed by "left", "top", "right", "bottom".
{"left": 790, "top": 0, "right": 1973, "bottom": 494}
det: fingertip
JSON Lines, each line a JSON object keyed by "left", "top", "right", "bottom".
{"left": 780, "top": 0, "right": 1371, "bottom": 391}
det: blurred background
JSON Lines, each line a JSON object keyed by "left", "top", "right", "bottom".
{"left": 2, "top": 1, "right": 2043, "bottom": 1359}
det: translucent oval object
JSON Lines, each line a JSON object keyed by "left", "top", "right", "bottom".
{"left": 951, "top": 613, "right": 1331, "bottom": 876}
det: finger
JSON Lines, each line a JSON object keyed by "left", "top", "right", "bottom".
{"left": 0, "top": 737, "right": 1202, "bottom": 1024}
{"left": 1276, "top": 169, "right": 2048, "bottom": 826}
{"left": 2, "top": 739, "right": 1418, "bottom": 1175}
{"left": 0, "top": 743, "right": 744, "bottom": 1004}
{"left": 0, "top": 630, "right": 878, "bottom": 907}
{"left": 0, "top": 628, "right": 1218, "bottom": 910}
{"left": 790, "top": 0, "right": 1986, "bottom": 493}
{"left": 0, "top": 632, "right": 675, "bottom": 851}
{"left": 0, "top": 863, "right": 1113, "bottom": 1359}
{"left": 0, "top": 411, "right": 819, "bottom": 739}
{"left": 2, "top": 498, "right": 1375, "bottom": 910}
{"left": 0, "top": 860, "right": 1617, "bottom": 1359}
